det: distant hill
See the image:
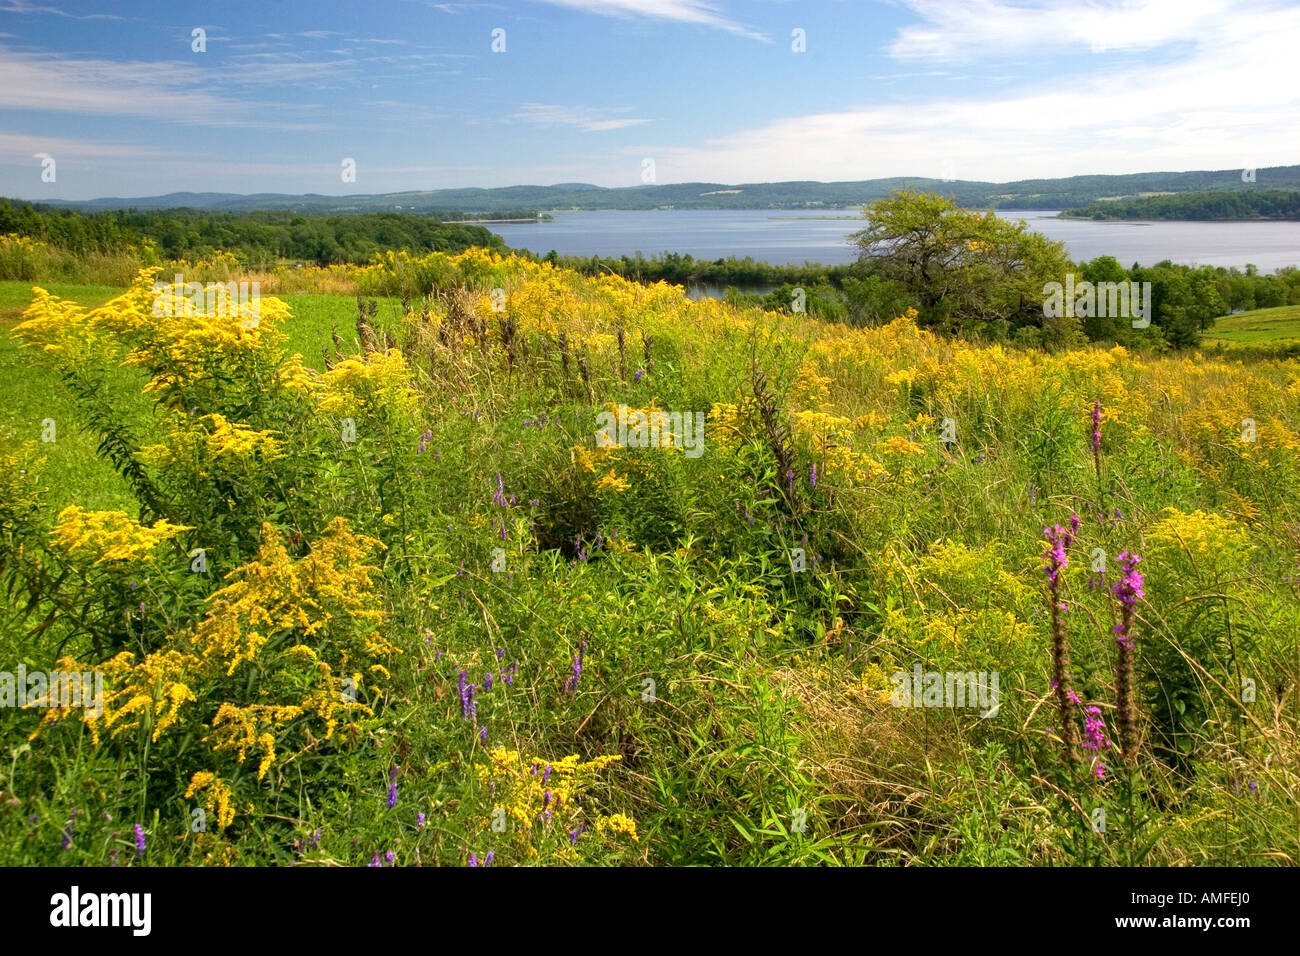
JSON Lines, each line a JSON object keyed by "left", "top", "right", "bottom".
{"left": 29, "top": 165, "right": 1300, "bottom": 215}
{"left": 1063, "top": 188, "right": 1300, "bottom": 220}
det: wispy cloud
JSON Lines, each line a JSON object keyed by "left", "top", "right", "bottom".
{"left": 0, "top": 130, "right": 171, "bottom": 160}
{"left": 532, "top": 0, "right": 769, "bottom": 41}
{"left": 513, "top": 103, "right": 650, "bottom": 132}
{"left": 0, "top": 0, "right": 126, "bottom": 19}
{"left": 0, "top": 46, "right": 324, "bottom": 128}
{"left": 626, "top": 7, "right": 1300, "bottom": 184}
{"left": 889, "top": 0, "right": 1234, "bottom": 62}
{"left": 422, "top": 2, "right": 503, "bottom": 12}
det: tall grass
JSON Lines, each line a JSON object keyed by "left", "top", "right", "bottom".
{"left": 1, "top": 250, "right": 1296, "bottom": 867}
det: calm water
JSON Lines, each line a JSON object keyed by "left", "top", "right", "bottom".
{"left": 488, "top": 209, "right": 1300, "bottom": 272}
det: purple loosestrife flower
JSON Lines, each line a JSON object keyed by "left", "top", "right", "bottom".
{"left": 1111, "top": 551, "right": 1144, "bottom": 761}
{"left": 484, "top": 851, "right": 494, "bottom": 866}
{"left": 542, "top": 764, "right": 552, "bottom": 786}
{"left": 134, "top": 824, "right": 146, "bottom": 858}
{"left": 468, "top": 853, "right": 478, "bottom": 867}
{"left": 566, "top": 642, "right": 586, "bottom": 693}
{"left": 1043, "top": 516, "right": 1081, "bottom": 757}
{"left": 1112, "top": 552, "right": 1145, "bottom": 613}
{"left": 1081, "top": 705, "right": 1112, "bottom": 780}
{"left": 810, "top": 462, "right": 818, "bottom": 489}
{"left": 484, "top": 672, "right": 493, "bottom": 692}
{"left": 1090, "top": 401, "right": 1103, "bottom": 475}
{"left": 388, "top": 764, "right": 399, "bottom": 809}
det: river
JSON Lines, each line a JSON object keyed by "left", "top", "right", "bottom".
{"left": 487, "top": 209, "right": 1300, "bottom": 273}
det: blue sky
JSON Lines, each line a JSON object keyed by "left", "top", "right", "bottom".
{"left": 2, "top": 0, "right": 1298, "bottom": 199}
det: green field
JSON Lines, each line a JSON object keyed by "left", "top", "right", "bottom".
{"left": 3, "top": 264, "right": 1298, "bottom": 867}
{"left": 0, "top": 282, "right": 409, "bottom": 511}
{"left": 1203, "top": 304, "right": 1300, "bottom": 343}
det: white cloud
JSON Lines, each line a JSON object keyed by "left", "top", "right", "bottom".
{"left": 611, "top": 3, "right": 1300, "bottom": 184}
{"left": 0, "top": 47, "right": 325, "bottom": 128}
{"left": 513, "top": 103, "right": 650, "bottom": 132}
{"left": 532, "top": 0, "right": 769, "bottom": 41}
{"left": 0, "top": 130, "right": 171, "bottom": 161}
{"left": 0, "top": 0, "right": 126, "bottom": 20}
{"left": 890, "top": 0, "right": 1237, "bottom": 61}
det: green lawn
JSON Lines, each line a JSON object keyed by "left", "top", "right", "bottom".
{"left": 0, "top": 282, "right": 407, "bottom": 511}
{"left": 0, "top": 282, "right": 136, "bottom": 511}
{"left": 1203, "top": 304, "right": 1300, "bottom": 343}
{"left": 276, "top": 292, "right": 406, "bottom": 370}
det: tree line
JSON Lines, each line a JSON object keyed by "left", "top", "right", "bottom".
{"left": 1064, "top": 189, "right": 1300, "bottom": 221}
{"left": 0, "top": 201, "right": 505, "bottom": 264}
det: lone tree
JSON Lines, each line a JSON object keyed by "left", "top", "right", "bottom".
{"left": 850, "top": 189, "right": 1075, "bottom": 340}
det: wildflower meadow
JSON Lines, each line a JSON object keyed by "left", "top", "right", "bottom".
{"left": 0, "top": 245, "right": 1295, "bottom": 868}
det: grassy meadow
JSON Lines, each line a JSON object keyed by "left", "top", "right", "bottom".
{"left": 1, "top": 249, "right": 1297, "bottom": 867}
{"left": 1204, "top": 305, "right": 1300, "bottom": 344}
